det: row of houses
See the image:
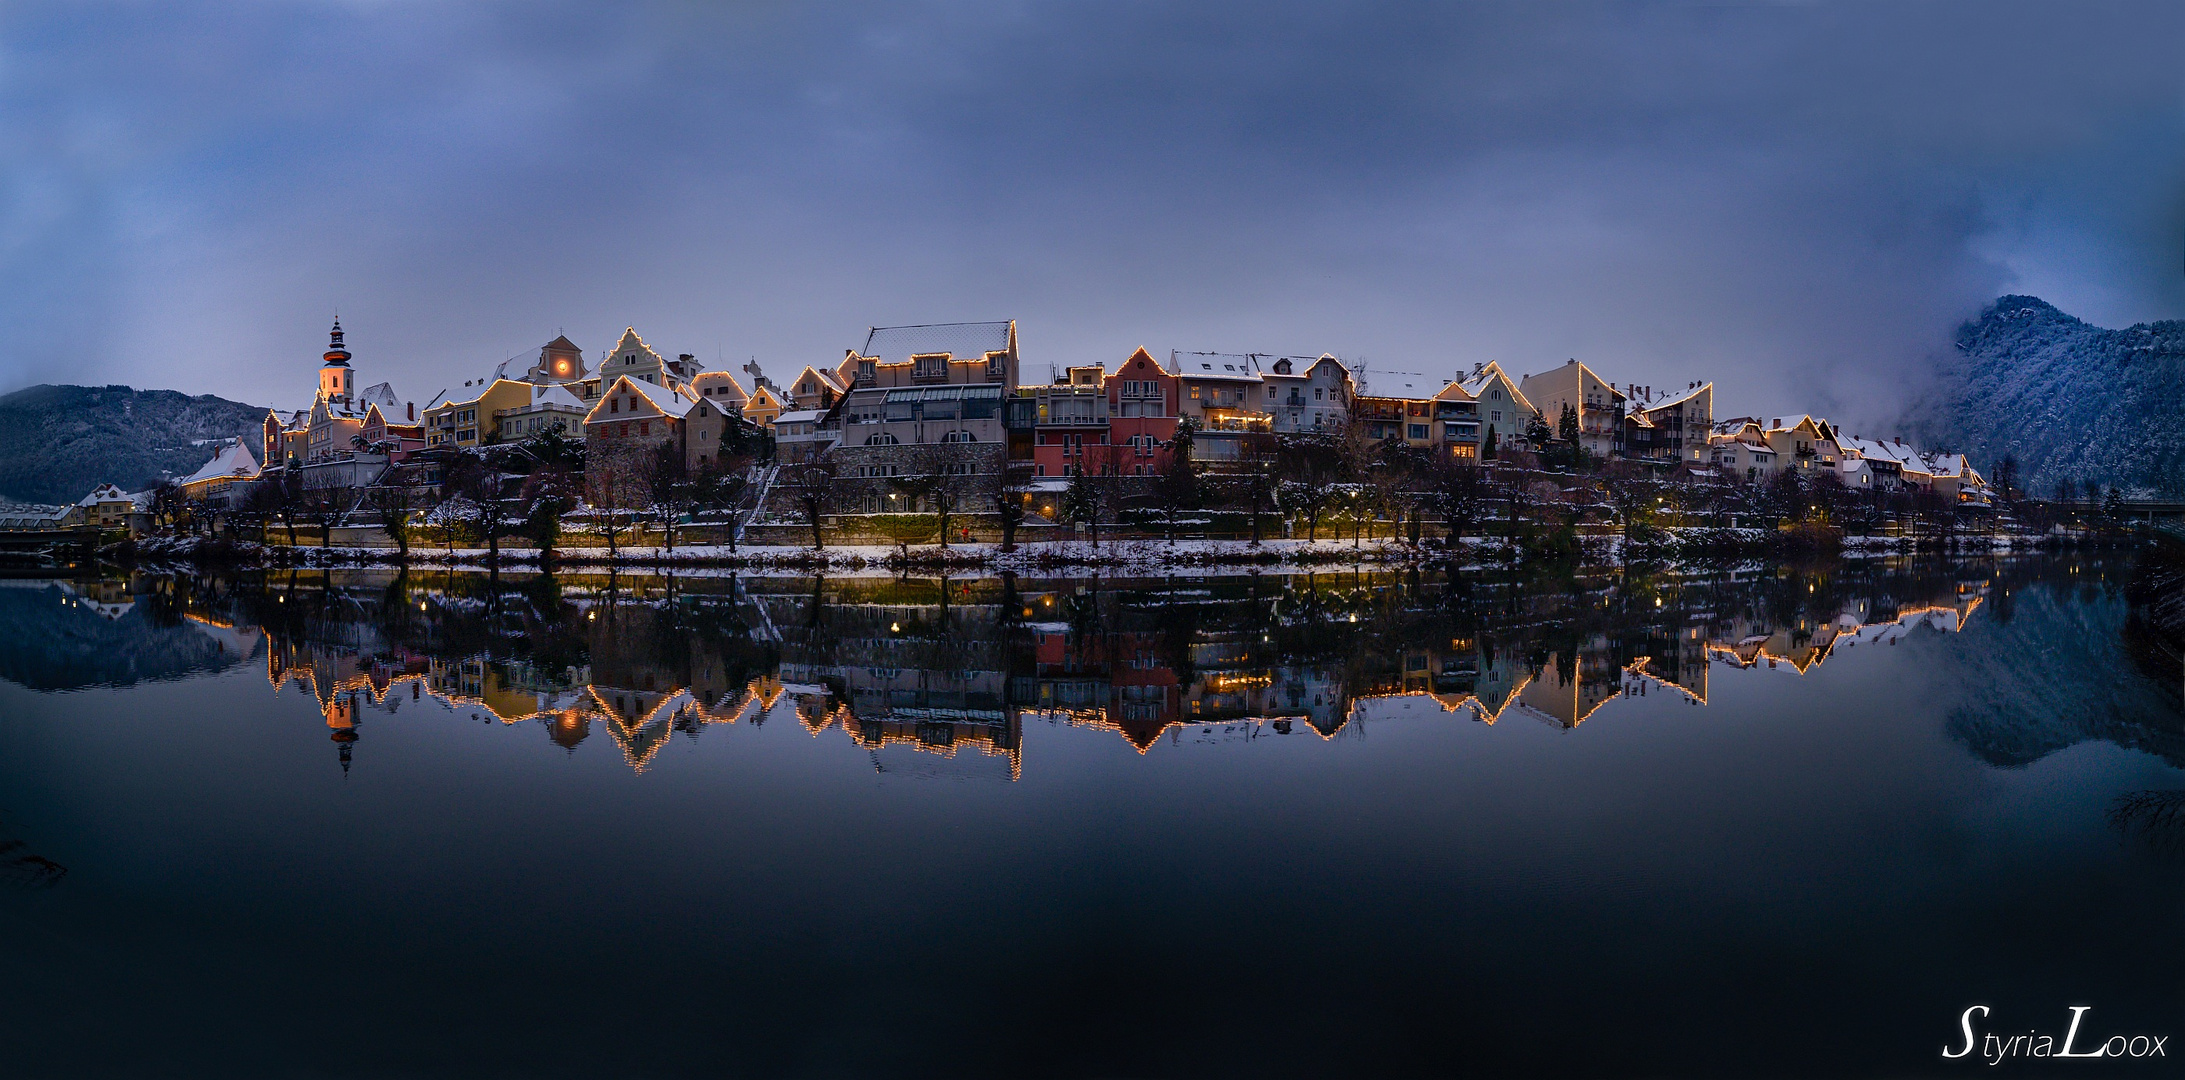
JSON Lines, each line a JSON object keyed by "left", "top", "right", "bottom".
{"left": 132, "top": 318, "right": 1991, "bottom": 529}
{"left": 1707, "top": 413, "right": 1989, "bottom": 502}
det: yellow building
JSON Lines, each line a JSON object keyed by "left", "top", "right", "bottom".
{"left": 422, "top": 379, "right": 536, "bottom": 449}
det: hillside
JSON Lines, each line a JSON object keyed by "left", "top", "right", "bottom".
{"left": 1912, "top": 296, "right": 2185, "bottom": 498}
{"left": 0, "top": 385, "right": 269, "bottom": 504}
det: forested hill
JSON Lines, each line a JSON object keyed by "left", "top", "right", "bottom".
{"left": 1912, "top": 296, "right": 2185, "bottom": 498}
{"left": 0, "top": 385, "right": 268, "bottom": 504}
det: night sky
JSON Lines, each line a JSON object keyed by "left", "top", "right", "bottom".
{"left": 6, "top": 2, "right": 2185, "bottom": 426}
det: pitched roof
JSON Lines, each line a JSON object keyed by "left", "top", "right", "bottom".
{"left": 545, "top": 334, "right": 580, "bottom": 352}
{"left": 1167, "top": 351, "right": 1266, "bottom": 381}
{"left": 691, "top": 371, "right": 750, "bottom": 402}
{"left": 180, "top": 441, "right": 262, "bottom": 485}
{"left": 358, "top": 382, "right": 401, "bottom": 412}
{"left": 1632, "top": 382, "right": 1710, "bottom": 414}
{"left": 1356, "top": 370, "right": 1440, "bottom": 398}
{"left": 860, "top": 321, "right": 1012, "bottom": 364}
{"left": 590, "top": 374, "right": 695, "bottom": 421}
{"left": 1837, "top": 436, "right": 1908, "bottom": 464}
{"left": 1460, "top": 363, "right": 1534, "bottom": 413}
{"left": 79, "top": 483, "right": 130, "bottom": 506}
{"left": 529, "top": 382, "right": 588, "bottom": 411}
{"left": 789, "top": 365, "right": 845, "bottom": 393}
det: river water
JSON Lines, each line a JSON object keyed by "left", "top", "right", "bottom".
{"left": 1, "top": 553, "right": 2181, "bottom": 1077}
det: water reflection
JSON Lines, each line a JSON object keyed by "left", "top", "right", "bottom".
{"left": 8, "top": 551, "right": 2169, "bottom": 778}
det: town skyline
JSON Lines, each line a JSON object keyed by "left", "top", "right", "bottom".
{"left": 11, "top": 3, "right": 2185, "bottom": 431}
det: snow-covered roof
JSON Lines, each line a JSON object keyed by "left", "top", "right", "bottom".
{"left": 1168, "top": 351, "right": 1265, "bottom": 381}
{"left": 0, "top": 504, "right": 75, "bottom": 526}
{"left": 1460, "top": 363, "right": 1534, "bottom": 412}
{"left": 358, "top": 382, "right": 401, "bottom": 412}
{"left": 180, "top": 441, "right": 261, "bottom": 486}
{"left": 1632, "top": 382, "right": 1710, "bottom": 414}
{"left": 774, "top": 409, "right": 826, "bottom": 426}
{"left": 1355, "top": 370, "right": 1442, "bottom": 398}
{"left": 528, "top": 382, "right": 588, "bottom": 411}
{"left": 692, "top": 372, "right": 749, "bottom": 402}
{"left": 595, "top": 375, "right": 695, "bottom": 420}
{"left": 861, "top": 321, "right": 1012, "bottom": 364}
{"left": 789, "top": 366, "right": 844, "bottom": 393}
{"left": 1838, "top": 436, "right": 1909, "bottom": 464}
{"left": 78, "top": 483, "right": 130, "bottom": 506}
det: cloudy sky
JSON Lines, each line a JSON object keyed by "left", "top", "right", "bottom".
{"left": 5, "top": 2, "right": 2185, "bottom": 425}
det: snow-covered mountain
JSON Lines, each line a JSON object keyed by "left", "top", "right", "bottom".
{"left": 0, "top": 384, "right": 268, "bottom": 504}
{"left": 1911, "top": 295, "right": 2185, "bottom": 498}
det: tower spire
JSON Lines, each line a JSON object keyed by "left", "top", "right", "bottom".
{"left": 324, "top": 318, "right": 350, "bottom": 366}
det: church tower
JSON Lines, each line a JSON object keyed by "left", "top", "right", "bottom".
{"left": 319, "top": 319, "right": 353, "bottom": 407}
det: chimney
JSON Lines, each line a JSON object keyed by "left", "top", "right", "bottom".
{"left": 407, "top": 402, "right": 416, "bottom": 421}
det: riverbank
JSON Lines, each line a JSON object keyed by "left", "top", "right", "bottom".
{"left": 123, "top": 525, "right": 2070, "bottom": 575}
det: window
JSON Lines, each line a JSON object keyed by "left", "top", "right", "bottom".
{"left": 1315, "top": 388, "right": 1324, "bottom": 400}
{"left": 639, "top": 421, "right": 649, "bottom": 436}
{"left": 1190, "top": 387, "right": 1200, "bottom": 399}
{"left": 939, "top": 430, "right": 976, "bottom": 443}
{"left": 1267, "top": 386, "right": 1276, "bottom": 398}
{"left": 1491, "top": 410, "right": 1502, "bottom": 422}
{"left": 609, "top": 399, "right": 619, "bottom": 414}
{"left": 1408, "top": 424, "right": 1427, "bottom": 440}
{"left": 865, "top": 433, "right": 899, "bottom": 446}
{"left": 915, "top": 356, "right": 945, "bottom": 378}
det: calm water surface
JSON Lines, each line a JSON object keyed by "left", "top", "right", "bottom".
{"left": 2, "top": 554, "right": 2182, "bottom": 1077}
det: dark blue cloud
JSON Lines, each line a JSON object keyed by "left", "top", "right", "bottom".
{"left": 5, "top": 1, "right": 2185, "bottom": 428}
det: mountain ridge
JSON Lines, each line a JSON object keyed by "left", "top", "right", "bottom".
{"left": 0, "top": 384, "right": 269, "bottom": 505}
{"left": 1910, "top": 295, "right": 2185, "bottom": 498}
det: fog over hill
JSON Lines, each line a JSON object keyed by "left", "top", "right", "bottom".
{"left": 1911, "top": 296, "right": 2185, "bottom": 499}
{"left": 0, "top": 385, "right": 266, "bottom": 505}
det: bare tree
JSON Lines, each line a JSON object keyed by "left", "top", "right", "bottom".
{"left": 782, "top": 458, "right": 839, "bottom": 549}
{"left": 587, "top": 440, "right": 653, "bottom": 560}
{"left": 445, "top": 451, "right": 516, "bottom": 566}
{"left": 365, "top": 482, "right": 419, "bottom": 562}
{"left": 642, "top": 443, "right": 696, "bottom": 554}
{"left": 250, "top": 470, "right": 306, "bottom": 548}
{"left": 520, "top": 461, "right": 583, "bottom": 567}
{"left": 892, "top": 442, "right": 983, "bottom": 548}
{"left": 986, "top": 461, "right": 1034, "bottom": 553}
{"left": 146, "top": 480, "right": 186, "bottom": 535}
{"left": 1430, "top": 455, "right": 1493, "bottom": 547}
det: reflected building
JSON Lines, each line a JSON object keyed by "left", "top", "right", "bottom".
{"left": 136, "top": 557, "right": 2028, "bottom": 777}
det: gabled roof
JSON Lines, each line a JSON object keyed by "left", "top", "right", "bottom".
{"left": 1837, "top": 436, "right": 1909, "bottom": 464}
{"left": 860, "top": 321, "right": 1013, "bottom": 364}
{"left": 79, "top": 483, "right": 130, "bottom": 506}
{"left": 789, "top": 365, "right": 845, "bottom": 394}
{"left": 1432, "top": 379, "right": 1476, "bottom": 402}
{"left": 690, "top": 371, "right": 750, "bottom": 402}
{"left": 1632, "top": 382, "right": 1710, "bottom": 414}
{"left": 588, "top": 374, "right": 695, "bottom": 423}
{"left": 744, "top": 384, "right": 784, "bottom": 409}
{"left": 180, "top": 441, "right": 262, "bottom": 486}
{"left": 544, "top": 334, "right": 580, "bottom": 352}
{"left": 358, "top": 382, "right": 401, "bottom": 412}
{"left": 1460, "top": 362, "right": 1534, "bottom": 413}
